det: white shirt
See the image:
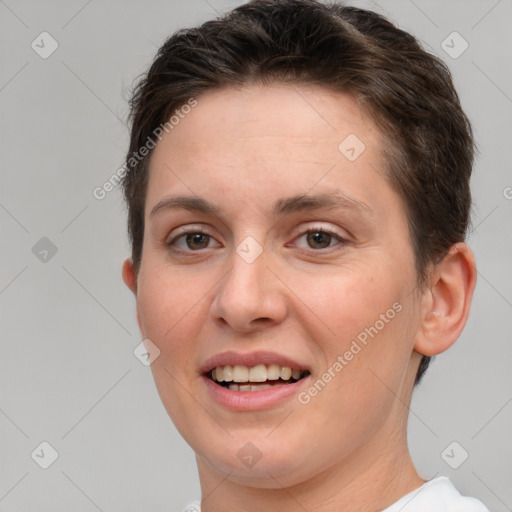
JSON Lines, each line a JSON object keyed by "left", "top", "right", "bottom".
{"left": 381, "top": 476, "right": 489, "bottom": 511}
{"left": 181, "top": 476, "right": 489, "bottom": 512}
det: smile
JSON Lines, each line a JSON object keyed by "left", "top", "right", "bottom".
{"left": 209, "top": 364, "right": 309, "bottom": 392}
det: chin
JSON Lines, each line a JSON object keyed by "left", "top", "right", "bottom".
{"left": 195, "top": 430, "right": 322, "bottom": 487}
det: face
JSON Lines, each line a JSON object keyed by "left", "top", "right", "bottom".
{"left": 125, "top": 84, "right": 425, "bottom": 488}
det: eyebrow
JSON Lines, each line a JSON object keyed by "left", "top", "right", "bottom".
{"left": 149, "top": 191, "right": 372, "bottom": 219}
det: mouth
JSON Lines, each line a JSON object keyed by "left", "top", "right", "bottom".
{"left": 207, "top": 364, "right": 310, "bottom": 392}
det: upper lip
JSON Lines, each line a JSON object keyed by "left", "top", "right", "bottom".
{"left": 199, "top": 350, "right": 310, "bottom": 374}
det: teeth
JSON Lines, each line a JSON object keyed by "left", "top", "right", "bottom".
{"left": 248, "top": 364, "right": 267, "bottom": 382}
{"left": 280, "top": 366, "right": 292, "bottom": 380}
{"left": 215, "top": 365, "right": 234, "bottom": 382}
{"left": 211, "top": 364, "right": 306, "bottom": 384}
{"left": 228, "top": 383, "right": 275, "bottom": 391}
{"left": 223, "top": 365, "right": 233, "bottom": 382}
{"left": 233, "top": 365, "right": 249, "bottom": 382}
{"left": 267, "top": 364, "right": 281, "bottom": 380}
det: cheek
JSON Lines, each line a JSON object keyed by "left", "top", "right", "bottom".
{"left": 135, "top": 265, "right": 213, "bottom": 438}
{"left": 292, "top": 261, "right": 415, "bottom": 401}
{"left": 136, "top": 264, "right": 211, "bottom": 366}
{"left": 296, "top": 261, "right": 404, "bottom": 346}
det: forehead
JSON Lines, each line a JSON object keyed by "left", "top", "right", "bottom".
{"left": 145, "top": 84, "right": 397, "bottom": 221}
{"left": 153, "top": 84, "right": 377, "bottom": 157}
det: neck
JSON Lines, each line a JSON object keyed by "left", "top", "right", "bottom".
{"left": 196, "top": 412, "right": 425, "bottom": 512}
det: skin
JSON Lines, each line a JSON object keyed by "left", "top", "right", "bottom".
{"left": 122, "top": 84, "right": 476, "bottom": 512}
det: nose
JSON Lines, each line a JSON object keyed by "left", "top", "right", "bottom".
{"left": 210, "top": 243, "right": 288, "bottom": 333}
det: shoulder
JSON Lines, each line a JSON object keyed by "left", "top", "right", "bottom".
{"left": 382, "top": 476, "right": 489, "bottom": 512}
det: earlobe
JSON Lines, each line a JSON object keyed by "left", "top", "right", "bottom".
{"left": 122, "top": 258, "right": 138, "bottom": 295}
{"left": 414, "top": 243, "right": 477, "bottom": 357}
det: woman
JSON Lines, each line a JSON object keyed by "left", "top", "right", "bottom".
{"left": 121, "top": 1, "right": 489, "bottom": 510}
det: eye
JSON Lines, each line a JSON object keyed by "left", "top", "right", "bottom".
{"left": 293, "top": 227, "right": 347, "bottom": 250}
{"left": 166, "top": 226, "right": 347, "bottom": 253}
{"left": 167, "top": 231, "right": 220, "bottom": 251}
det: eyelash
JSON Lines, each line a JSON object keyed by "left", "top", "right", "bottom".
{"left": 166, "top": 225, "right": 348, "bottom": 253}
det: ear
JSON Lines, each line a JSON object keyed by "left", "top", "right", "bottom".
{"left": 414, "top": 243, "right": 477, "bottom": 357}
{"left": 122, "top": 258, "right": 138, "bottom": 295}
{"left": 122, "top": 258, "right": 144, "bottom": 334}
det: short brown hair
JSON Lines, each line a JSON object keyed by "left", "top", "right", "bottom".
{"left": 122, "top": 0, "right": 474, "bottom": 385}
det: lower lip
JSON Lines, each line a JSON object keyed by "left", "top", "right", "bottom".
{"left": 202, "top": 375, "right": 309, "bottom": 411}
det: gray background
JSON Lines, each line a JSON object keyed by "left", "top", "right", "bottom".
{"left": 1, "top": 0, "right": 511, "bottom": 510}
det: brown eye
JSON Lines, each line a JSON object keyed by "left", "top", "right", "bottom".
{"left": 306, "top": 230, "right": 334, "bottom": 249}
{"left": 185, "top": 233, "right": 210, "bottom": 250}
{"left": 292, "top": 227, "right": 347, "bottom": 252}
{"left": 167, "top": 231, "right": 219, "bottom": 252}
